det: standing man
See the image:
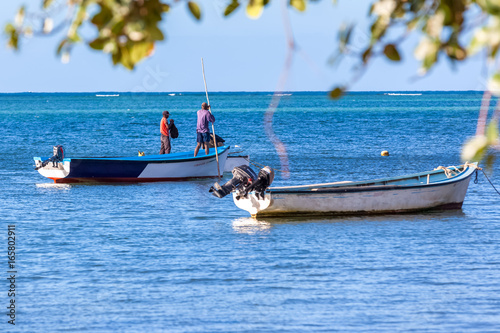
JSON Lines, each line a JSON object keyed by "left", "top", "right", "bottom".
{"left": 194, "top": 102, "right": 215, "bottom": 156}
{"left": 160, "top": 110, "right": 174, "bottom": 154}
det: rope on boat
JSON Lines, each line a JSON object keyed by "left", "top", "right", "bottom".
{"left": 461, "top": 162, "right": 499, "bottom": 197}
{"left": 435, "top": 162, "right": 481, "bottom": 178}
{"left": 480, "top": 169, "right": 500, "bottom": 196}
{"left": 435, "top": 166, "right": 459, "bottom": 178}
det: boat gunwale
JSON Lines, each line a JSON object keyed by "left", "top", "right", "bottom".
{"left": 33, "top": 146, "right": 230, "bottom": 164}
{"left": 268, "top": 164, "right": 477, "bottom": 194}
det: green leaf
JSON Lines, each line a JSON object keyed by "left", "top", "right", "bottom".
{"left": 383, "top": 44, "right": 401, "bottom": 61}
{"left": 370, "top": 17, "right": 388, "bottom": 41}
{"left": 224, "top": 0, "right": 240, "bottom": 16}
{"left": 410, "top": 1, "right": 426, "bottom": 13}
{"left": 91, "top": 5, "right": 113, "bottom": 27}
{"left": 112, "top": 49, "right": 121, "bottom": 65}
{"left": 89, "top": 38, "right": 106, "bottom": 51}
{"left": 4, "top": 23, "right": 15, "bottom": 34}
{"left": 290, "top": 0, "right": 306, "bottom": 12}
{"left": 187, "top": 1, "right": 202, "bottom": 21}
{"left": 461, "top": 135, "right": 488, "bottom": 162}
{"left": 476, "top": 0, "right": 500, "bottom": 15}
{"left": 129, "top": 42, "right": 154, "bottom": 65}
{"left": 68, "top": 33, "right": 82, "bottom": 43}
{"left": 5, "top": 23, "right": 19, "bottom": 50}
{"left": 7, "top": 32, "right": 19, "bottom": 50}
{"left": 148, "top": 25, "right": 164, "bottom": 41}
{"left": 119, "top": 46, "right": 134, "bottom": 70}
{"left": 43, "top": 0, "right": 54, "bottom": 9}
{"left": 488, "top": 73, "right": 500, "bottom": 96}
{"left": 329, "top": 86, "right": 344, "bottom": 99}
{"left": 247, "top": 0, "right": 264, "bottom": 19}
{"left": 111, "top": 20, "right": 126, "bottom": 35}
{"left": 362, "top": 47, "right": 372, "bottom": 63}
{"left": 486, "top": 118, "right": 499, "bottom": 144}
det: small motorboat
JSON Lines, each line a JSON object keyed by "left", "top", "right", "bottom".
{"left": 210, "top": 163, "right": 479, "bottom": 217}
{"left": 34, "top": 145, "right": 230, "bottom": 183}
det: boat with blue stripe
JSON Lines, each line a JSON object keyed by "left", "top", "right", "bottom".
{"left": 34, "top": 145, "right": 230, "bottom": 183}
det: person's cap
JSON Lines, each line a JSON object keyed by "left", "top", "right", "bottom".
{"left": 163, "top": 110, "right": 170, "bottom": 117}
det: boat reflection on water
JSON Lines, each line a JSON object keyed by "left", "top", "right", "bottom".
{"left": 232, "top": 210, "right": 467, "bottom": 233}
{"left": 35, "top": 183, "right": 72, "bottom": 191}
{"left": 231, "top": 218, "right": 272, "bottom": 234}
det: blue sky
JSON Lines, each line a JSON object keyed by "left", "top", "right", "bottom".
{"left": 0, "top": 0, "right": 486, "bottom": 92}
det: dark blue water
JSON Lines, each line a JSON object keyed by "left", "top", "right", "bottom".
{"left": 1, "top": 92, "right": 499, "bottom": 332}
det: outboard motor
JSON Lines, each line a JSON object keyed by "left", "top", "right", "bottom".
{"left": 35, "top": 145, "right": 64, "bottom": 170}
{"left": 209, "top": 165, "right": 274, "bottom": 200}
{"left": 244, "top": 166, "right": 275, "bottom": 200}
{"left": 209, "top": 165, "right": 257, "bottom": 198}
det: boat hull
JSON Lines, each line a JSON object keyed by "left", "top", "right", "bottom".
{"left": 224, "top": 155, "right": 249, "bottom": 172}
{"left": 34, "top": 146, "right": 229, "bottom": 183}
{"left": 233, "top": 164, "right": 477, "bottom": 217}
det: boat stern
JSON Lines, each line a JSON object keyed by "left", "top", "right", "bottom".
{"left": 233, "top": 192, "right": 272, "bottom": 217}
{"left": 34, "top": 157, "right": 70, "bottom": 182}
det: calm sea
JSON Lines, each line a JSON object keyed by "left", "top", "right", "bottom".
{"left": 0, "top": 91, "right": 499, "bottom": 332}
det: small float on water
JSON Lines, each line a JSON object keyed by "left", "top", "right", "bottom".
{"left": 210, "top": 163, "right": 479, "bottom": 217}
{"left": 34, "top": 145, "right": 230, "bottom": 183}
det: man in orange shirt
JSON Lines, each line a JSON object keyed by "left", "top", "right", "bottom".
{"left": 160, "top": 110, "right": 174, "bottom": 154}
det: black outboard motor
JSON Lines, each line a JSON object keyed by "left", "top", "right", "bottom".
{"left": 209, "top": 165, "right": 257, "bottom": 198}
{"left": 35, "top": 145, "right": 64, "bottom": 170}
{"left": 209, "top": 165, "right": 274, "bottom": 200}
{"left": 243, "top": 166, "right": 275, "bottom": 200}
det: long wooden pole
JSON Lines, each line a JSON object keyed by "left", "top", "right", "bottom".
{"left": 201, "top": 58, "right": 221, "bottom": 179}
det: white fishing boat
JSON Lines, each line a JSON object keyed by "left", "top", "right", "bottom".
{"left": 211, "top": 163, "right": 479, "bottom": 217}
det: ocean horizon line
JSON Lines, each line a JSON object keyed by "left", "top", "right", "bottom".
{"left": 0, "top": 90, "right": 486, "bottom": 95}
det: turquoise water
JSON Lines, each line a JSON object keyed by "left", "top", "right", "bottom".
{"left": 1, "top": 91, "right": 499, "bottom": 332}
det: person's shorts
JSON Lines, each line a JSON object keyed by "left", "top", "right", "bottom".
{"left": 197, "top": 132, "right": 210, "bottom": 143}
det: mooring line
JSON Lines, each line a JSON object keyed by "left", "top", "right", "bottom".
{"left": 481, "top": 169, "right": 500, "bottom": 196}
